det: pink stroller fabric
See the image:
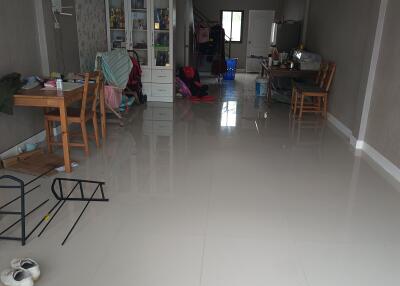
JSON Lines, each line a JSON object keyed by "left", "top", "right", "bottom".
{"left": 176, "top": 77, "right": 192, "bottom": 97}
{"left": 104, "top": 85, "right": 123, "bottom": 109}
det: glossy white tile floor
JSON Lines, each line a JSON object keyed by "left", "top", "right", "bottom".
{"left": 2, "top": 73, "right": 400, "bottom": 286}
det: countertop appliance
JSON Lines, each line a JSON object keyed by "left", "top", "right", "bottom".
{"left": 293, "top": 50, "right": 322, "bottom": 71}
{"left": 270, "top": 21, "right": 301, "bottom": 53}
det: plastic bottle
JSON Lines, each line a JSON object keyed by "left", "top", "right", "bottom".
{"left": 56, "top": 78, "right": 63, "bottom": 90}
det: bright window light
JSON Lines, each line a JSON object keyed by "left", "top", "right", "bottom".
{"left": 221, "top": 101, "right": 237, "bottom": 127}
{"left": 221, "top": 10, "right": 243, "bottom": 42}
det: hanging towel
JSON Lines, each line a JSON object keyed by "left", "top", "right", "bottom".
{"left": 0, "top": 73, "right": 22, "bottom": 115}
{"left": 97, "top": 50, "right": 133, "bottom": 89}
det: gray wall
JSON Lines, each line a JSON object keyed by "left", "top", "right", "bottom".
{"left": 282, "top": 0, "right": 305, "bottom": 21}
{"left": 0, "top": 0, "right": 46, "bottom": 153}
{"left": 365, "top": 0, "right": 400, "bottom": 167}
{"left": 193, "top": 0, "right": 281, "bottom": 69}
{"left": 306, "top": 0, "right": 380, "bottom": 134}
{"left": 0, "top": 0, "right": 104, "bottom": 153}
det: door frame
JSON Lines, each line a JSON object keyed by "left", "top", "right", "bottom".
{"left": 245, "top": 10, "right": 275, "bottom": 73}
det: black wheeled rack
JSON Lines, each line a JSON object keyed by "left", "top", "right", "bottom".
{"left": 37, "top": 177, "right": 109, "bottom": 246}
{"left": 0, "top": 171, "right": 52, "bottom": 246}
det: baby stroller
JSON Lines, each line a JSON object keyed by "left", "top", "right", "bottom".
{"left": 125, "top": 49, "right": 147, "bottom": 105}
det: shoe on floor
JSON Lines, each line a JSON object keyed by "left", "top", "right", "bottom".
{"left": 10, "top": 258, "right": 40, "bottom": 281}
{"left": 0, "top": 269, "right": 33, "bottom": 286}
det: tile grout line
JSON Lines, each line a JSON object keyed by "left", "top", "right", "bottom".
{"left": 198, "top": 163, "right": 214, "bottom": 286}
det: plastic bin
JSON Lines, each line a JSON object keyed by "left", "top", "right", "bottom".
{"left": 256, "top": 77, "right": 268, "bottom": 97}
{"left": 223, "top": 58, "right": 238, "bottom": 80}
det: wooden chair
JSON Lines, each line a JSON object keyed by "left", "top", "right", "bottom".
{"left": 44, "top": 72, "right": 103, "bottom": 156}
{"left": 292, "top": 62, "right": 336, "bottom": 119}
{"left": 290, "top": 63, "right": 328, "bottom": 113}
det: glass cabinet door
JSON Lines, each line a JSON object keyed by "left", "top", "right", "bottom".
{"left": 153, "top": 0, "right": 171, "bottom": 67}
{"left": 131, "top": 0, "right": 149, "bottom": 66}
{"left": 108, "top": 0, "right": 127, "bottom": 49}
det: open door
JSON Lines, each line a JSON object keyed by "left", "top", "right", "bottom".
{"left": 245, "top": 10, "right": 275, "bottom": 73}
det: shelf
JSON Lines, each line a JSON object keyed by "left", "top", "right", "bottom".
{"left": 154, "top": 46, "right": 169, "bottom": 51}
{"left": 154, "top": 29, "right": 169, "bottom": 32}
{"left": 132, "top": 8, "right": 147, "bottom": 11}
{"left": 110, "top": 28, "right": 125, "bottom": 31}
{"left": 133, "top": 48, "right": 148, "bottom": 50}
{"left": 132, "top": 29, "right": 147, "bottom": 31}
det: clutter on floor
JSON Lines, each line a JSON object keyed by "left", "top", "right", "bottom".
{"left": 0, "top": 173, "right": 108, "bottom": 247}
{"left": 38, "top": 177, "right": 108, "bottom": 246}
{"left": 1, "top": 258, "right": 40, "bottom": 286}
{"left": 176, "top": 66, "right": 215, "bottom": 102}
{"left": 1, "top": 150, "right": 66, "bottom": 177}
{"left": 0, "top": 174, "right": 49, "bottom": 246}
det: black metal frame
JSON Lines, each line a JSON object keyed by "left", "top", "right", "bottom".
{"left": 0, "top": 172, "right": 51, "bottom": 246}
{"left": 38, "top": 177, "right": 108, "bottom": 246}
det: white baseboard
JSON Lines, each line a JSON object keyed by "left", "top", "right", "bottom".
{"left": 0, "top": 126, "right": 61, "bottom": 160}
{"left": 327, "top": 113, "right": 357, "bottom": 146}
{"left": 356, "top": 140, "right": 400, "bottom": 183}
{"left": 326, "top": 113, "right": 400, "bottom": 182}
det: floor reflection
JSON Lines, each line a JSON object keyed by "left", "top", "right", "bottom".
{"left": 220, "top": 101, "right": 237, "bottom": 127}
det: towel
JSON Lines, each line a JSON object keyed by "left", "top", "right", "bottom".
{"left": 97, "top": 50, "right": 133, "bottom": 89}
{"left": 0, "top": 73, "right": 22, "bottom": 115}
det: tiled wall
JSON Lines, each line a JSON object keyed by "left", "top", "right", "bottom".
{"left": 75, "top": 0, "right": 108, "bottom": 72}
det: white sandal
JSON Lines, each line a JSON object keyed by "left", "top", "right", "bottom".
{"left": 11, "top": 258, "right": 40, "bottom": 281}
{"left": 0, "top": 269, "right": 33, "bottom": 286}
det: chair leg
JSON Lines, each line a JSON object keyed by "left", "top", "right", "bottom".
{"left": 291, "top": 88, "right": 295, "bottom": 112}
{"left": 323, "top": 95, "right": 328, "bottom": 118}
{"left": 80, "top": 121, "right": 90, "bottom": 156}
{"left": 92, "top": 115, "right": 100, "bottom": 148}
{"left": 293, "top": 90, "right": 298, "bottom": 116}
{"left": 299, "top": 94, "right": 305, "bottom": 120}
{"left": 44, "top": 119, "right": 53, "bottom": 153}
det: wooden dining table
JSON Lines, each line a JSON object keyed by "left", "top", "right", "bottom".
{"left": 261, "top": 62, "right": 318, "bottom": 104}
{"left": 13, "top": 84, "right": 106, "bottom": 173}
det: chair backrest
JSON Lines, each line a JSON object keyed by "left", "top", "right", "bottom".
{"left": 315, "top": 62, "right": 328, "bottom": 86}
{"left": 321, "top": 62, "right": 336, "bottom": 92}
{"left": 80, "top": 71, "right": 103, "bottom": 118}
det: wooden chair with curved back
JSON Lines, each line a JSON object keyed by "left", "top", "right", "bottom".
{"left": 44, "top": 71, "right": 103, "bottom": 156}
{"left": 291, "top": 62, "right": 336, "bottom": 119}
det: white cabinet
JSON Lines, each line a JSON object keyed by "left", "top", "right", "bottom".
{"left": 105, "top": 0, "right": 174, "bottom": 102}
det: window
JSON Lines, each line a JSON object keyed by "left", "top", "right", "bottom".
{"left": 221, "top": 10, "right": 243, "bottom": 42}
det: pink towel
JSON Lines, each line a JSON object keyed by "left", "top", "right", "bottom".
{"left": 104, "top": 85, "right": 123, "bottom": 109}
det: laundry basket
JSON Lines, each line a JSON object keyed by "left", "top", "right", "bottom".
{"left": 255, "top": 77, "right": 268, "bottom": 96}
{"left": 223, "top": 58, "right": 238, "bottom": 80}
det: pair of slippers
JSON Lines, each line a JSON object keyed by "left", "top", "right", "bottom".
{"left": 1, "top": 258, "right": 40, "bottom": 286}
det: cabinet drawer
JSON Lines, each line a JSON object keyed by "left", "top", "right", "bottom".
{"left": 153, "top": 107, "right": 173, "bottom": 121}
{"left": 142, "top": 83, "right": 151, "bottom": 97}
{"left": 151, "top": 83, "right": 173, "bottom": 98}
{"left": 141, "top": 68, "right": 151, "bottom": 83}
{"left": 152, "top": 69, "right": 172, "bottom": 83}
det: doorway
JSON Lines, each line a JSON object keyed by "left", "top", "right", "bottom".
{"left": 245, "top": 10, "right": 275, "bottom": 73}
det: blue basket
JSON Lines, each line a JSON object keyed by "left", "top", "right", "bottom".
{"left": 223, "top": 58, "right": 238, "bottom": 80}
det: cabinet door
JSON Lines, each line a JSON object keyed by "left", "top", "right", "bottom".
{"left": 151, "top": 0, "right": 172, "bottom": 69}
{"left": 107, "top": 0, "right": 128, "bottom": 50}
{"left": 129, "top": 0, "right": 151, "bottom": 67}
